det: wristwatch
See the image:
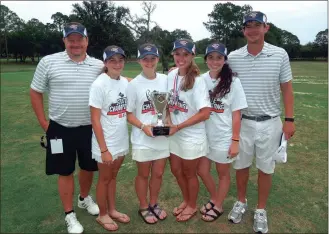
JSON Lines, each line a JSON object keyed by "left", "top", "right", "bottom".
{"left": 285, "top": 117, "right": 294, "bottom": 122}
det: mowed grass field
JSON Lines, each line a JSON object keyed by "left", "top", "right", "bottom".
{"left": 1, "top": 59, "right": 328, "bottom": 233}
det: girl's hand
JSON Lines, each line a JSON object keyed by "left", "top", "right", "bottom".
{"left": 101, "top": 150, "right": 113, "bottom": 165}
{"left": 228, "top": 141, "right": 239, "bottom": 159}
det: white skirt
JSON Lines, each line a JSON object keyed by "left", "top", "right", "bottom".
{"left": 92, "top": 149, "right": 129, "bottom": 164}
{"left": 132, "top": 148, "right": 170, "bottom": 162}
{"left": 169, "top": 135, "right": 209, "bottom": 160}
{"left": 206, "top": 147, "right": 238, "bottom": 164}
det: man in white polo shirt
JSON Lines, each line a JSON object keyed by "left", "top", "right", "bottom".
{"left": 227, "top": 12, "right": 295, "bottom": 233}
{"left": 30, "top": 22, "right": 103, "bottom": 233}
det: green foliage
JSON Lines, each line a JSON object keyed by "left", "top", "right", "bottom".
{"left": 0, "top": 1, "right": 327, "bottom": 62}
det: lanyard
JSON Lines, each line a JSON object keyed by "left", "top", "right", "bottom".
{"left": 173, "top": 74, "right": 180, "bottom": 101}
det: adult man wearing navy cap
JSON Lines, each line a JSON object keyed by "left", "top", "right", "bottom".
{"left": 30, "top": 22, "right": 104, "bottom": 233}
{"left": 227, "top": 11, "right": 295, "bottom": 233}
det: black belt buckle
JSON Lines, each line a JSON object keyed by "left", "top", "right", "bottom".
{"left": 40, "top": 135, "right": 48, "bottom": 149}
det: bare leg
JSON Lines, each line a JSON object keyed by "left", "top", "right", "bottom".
{"left": 197, "top": 157, "right": 217, "bottom": 213}
{"left": 78, "top": 169, "right": 93, "bottom": 198}
{"left": 257, "top": 169, "right": 272, "bottom": 209}
{"left": 58, "top": 174, "right": 74, "bottom": 212}
{"left": 169, "top": 154, "right": 188, "bottom": 215}
{"left": 236, "top": 167, "right": 249, "bottom": 203}
{"left": 177, "top": 157, "right": 200, "bottom": 221}
{"left": 149, "top": 158, "right": 167, "bottom": 219}
{"left": 135, "top": 161, "right": 157, "bottom": 223}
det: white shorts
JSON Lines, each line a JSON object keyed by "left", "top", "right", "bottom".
{"left": 132, "top": 148, "right": 169, "bottom": 162}
{"left": 92, "top": 149, "right": 129, "bottom": 164}
{"left": 169, "top": 135, "right": 209, "bottom": 160}
{"left": 207, "top": 147, "right": 238, "bottom": 164}
{"left": 233, "top": 116, "right": 282, "bottom": 174}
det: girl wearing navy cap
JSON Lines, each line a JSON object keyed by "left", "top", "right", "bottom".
{"left": 89, "top": 45, "right": 130, "bottom": 231}
{"left": 166, "top": 39, "right": 211, "bottom": 222}
{"left": 197, "top": 42, "right": 247, "bottom": 222}
{"left": 126, "top": 43, "right": 169, "bottom": 224}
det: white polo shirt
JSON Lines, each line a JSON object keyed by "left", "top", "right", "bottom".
{"left": 30, "top": 50, "right": 104, "bottom": 127}
{"left": 227, "top": 42, "right": 292, "bottom": 117}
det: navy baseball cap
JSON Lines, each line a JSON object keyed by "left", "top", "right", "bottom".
{"left": 243, "top": 11, "right": 267, "bottom": 25}
{"left": 172, "top": 39, "right": 196, "bottom": 55}
{"left": 103, "top": 46, "right": 126, "bottom": 61}
{"left": 205, "top": 42, "right": 227, "bottom": 59}
{"left": 63, "top": 22, "right": 87, "bottom": 38}
{"left": 137, "top": 43, "right": 159, "bottom": 59}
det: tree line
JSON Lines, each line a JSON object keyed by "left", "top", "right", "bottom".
{"left": 0, "top": 1, "right": 327, "bottom": 66}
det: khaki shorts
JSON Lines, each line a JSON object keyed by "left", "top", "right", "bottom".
{"left": 233, "top": 116, "right": 282, "bottom": 174}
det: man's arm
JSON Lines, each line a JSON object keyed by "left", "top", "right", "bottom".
{"left": 280, "top": 81, "right": 295, "bottom": 140}
{"left": 30, "top": 89, "right": 48, "bottom": 131}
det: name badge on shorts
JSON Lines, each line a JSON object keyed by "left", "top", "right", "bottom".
{"left": 50, "top": 138, "right": 64, "bottom": 154}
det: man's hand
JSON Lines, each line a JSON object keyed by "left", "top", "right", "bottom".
{"left": 41, "top": 121, "right": 49, "bottom": 132}
{"left": 283, "top": 121, "right": 295, "bottom": 140}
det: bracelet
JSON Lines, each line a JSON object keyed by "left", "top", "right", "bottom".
{"left": 176, "top": 125, "right": 180, "bottom": 130}
{"left": 101, "top": 149, "right": 108, "bottom": 153}
{"left": 285, "top": 117, "right": 294, "bottom": 122}
{"left": 232, "top": 139, "right": 239, "bottom": 142}
{"left": 140, "top": 123, "right": 145, "bottom": 130}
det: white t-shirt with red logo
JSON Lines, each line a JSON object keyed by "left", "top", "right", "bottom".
{"left": 167, "top": 68, "right": 211, "bottom": 144}
{"left": 202, "top": 71, "right": 248, "bottom": 150}
{"left": 89, "top": 73, "right": 129, "bottom": 157}
{"left": 126, "top": 73, "right": 169, "bottom": 150}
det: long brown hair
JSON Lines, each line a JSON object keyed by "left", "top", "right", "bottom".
{"left": 180, "top": 60, "right": 200, "bottom": 91}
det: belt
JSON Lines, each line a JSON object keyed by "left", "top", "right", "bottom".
{"left": 242, "top": 114, "right": 278, "bottom": 122}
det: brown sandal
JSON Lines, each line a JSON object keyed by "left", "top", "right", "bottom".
{"left": 96, "top": 216, "right": 119, "bottom": 231}
{"left": 176, "top": 210, "right": 197, "bottom": 222}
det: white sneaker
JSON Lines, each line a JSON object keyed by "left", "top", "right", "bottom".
{"left": 65, "top": 212, "right": 83, "bottom": 234}
{"left": 77, "top": 194, "right": 99, "bottom": 215}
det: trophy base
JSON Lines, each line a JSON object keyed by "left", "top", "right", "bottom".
{"left": 152, "top": 126, "right": 170, "bottom": 136}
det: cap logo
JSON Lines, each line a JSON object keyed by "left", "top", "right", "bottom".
{"left": 249, "top": 12, "right": 257, "bottom": 18}
{"left": 180, "top": 40, "right": 188, "bottom": 45}
{"left": 69, "top": 24, "right": 78, "bottom": 30}
{"left": 144, "top": 46, "right": 152, "bottom": 51}
{"left": 212, "top": 44, "right": 220, "bottom": 49}
{"left": 111, "top": 47, "right": 119, "bottom": 52}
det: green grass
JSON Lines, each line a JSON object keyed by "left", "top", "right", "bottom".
{"left": 1, "top": 60, "right": 328, "bottom": 233}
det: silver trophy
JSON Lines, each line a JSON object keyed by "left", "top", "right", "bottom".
{"left": 146, "top": 90, "right": 171, "bottom": 136}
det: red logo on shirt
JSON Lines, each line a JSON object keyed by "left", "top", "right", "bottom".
{"left": 209, "top": 90, "right": 224, "bottom": 113}
{"left": 142, "top": 92, "right": 156, "bottom": 115}
{"left": 107, "top": 92, "right": 127, "bottom": 118}
{"left": 168, "top": 91, "right": 188, "bottom": 114}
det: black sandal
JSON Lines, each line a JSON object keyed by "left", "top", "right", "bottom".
{"left": 149, "top": 203, "right": 167, "bottom": 221}
{"left": 201, "top": 207, "right": 224, "bottom": 222}
{"left": 200, "top": 200, "right": 215, "bottom": 215}
{"left": 138, "top": 207, "right": 158, "bottom": 224}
